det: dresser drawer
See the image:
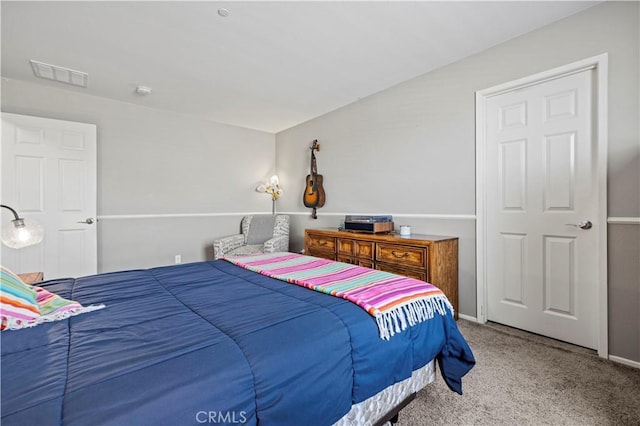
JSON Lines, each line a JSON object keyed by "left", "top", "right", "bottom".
{"left": 337, "top": 239, "right": 374, "bottom": 260}
{"left": 375, "top": 262, "right": 427, "bottom": 282}
{"left": 355, "top": 241, "right": 374, "bottom": 260}
{"left": 337, "top": 255, "right": 374, "bottom": 269}
{"left": 307, "top": 233, "right": 336, "bottom": 251}
{"left": 337, "top": 239, "right": 354, "bottom": 256}
{"left": 309, "top": 249, "right": 336, "bottom": 261}
{"left": 376, "top": 243, "right": 427, "bottom": 269}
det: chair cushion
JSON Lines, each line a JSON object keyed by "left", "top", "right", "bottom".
{"left": 246, "top": 215, "right": 277, "bottom": 245}
{"left": 227, "top": 244, "right": 265, "bottom": 257}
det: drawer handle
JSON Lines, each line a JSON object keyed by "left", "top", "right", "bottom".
{"left": 391, "top": 251, "right": 409, "bottom": 259}
{"left": 318, "top": 241, "right": 328, "bottom": 246}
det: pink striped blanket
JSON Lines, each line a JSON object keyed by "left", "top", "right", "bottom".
{"left": 224, "top": 252, "right": 453, "bottom": 340}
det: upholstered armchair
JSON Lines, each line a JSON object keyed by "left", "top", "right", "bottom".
{"left": 213, "top": 215, "right": 290, "bottom": 259}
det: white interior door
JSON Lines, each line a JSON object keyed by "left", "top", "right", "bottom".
{"left": 1, "top": 113, "right": 97, "bottom": 279}
{"left": 484, "top": 69, "right": 599, "bottom": 349}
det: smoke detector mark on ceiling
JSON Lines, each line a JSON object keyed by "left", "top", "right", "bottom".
{"left": 217, "top": 8, "right": 230, "bottom": 18}
{"left": 29, "top": 60, "right": 88, "bottom": 87}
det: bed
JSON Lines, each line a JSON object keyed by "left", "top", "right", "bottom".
{"left": 1, "top": 256, "right": 475, "bottom": 425}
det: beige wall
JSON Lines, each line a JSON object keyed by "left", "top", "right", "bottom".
{"left": 1, "top": 79, "right": 276, "bottom": 271}
{"left": 276, "top": 2, "right": 639, "bottom": 362}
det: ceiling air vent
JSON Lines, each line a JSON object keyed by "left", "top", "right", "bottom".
{"left": 29, "top": 60, "right": 88, "bottom": 88}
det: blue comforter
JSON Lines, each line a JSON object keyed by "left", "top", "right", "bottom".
{"left": 1, "top": 260, "right": 474, "bottom": 425}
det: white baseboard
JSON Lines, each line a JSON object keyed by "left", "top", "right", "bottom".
{"left": 457, "top": 313, "right": 478, "bottom": 322}
{"left": 609, "top": 355, "right": 640, "bottom": 369}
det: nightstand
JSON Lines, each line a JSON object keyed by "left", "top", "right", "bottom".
{"left": 18, "top": 272, "right": 44, "bottom": 285}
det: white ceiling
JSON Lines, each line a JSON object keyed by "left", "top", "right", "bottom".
{"left": 1, "top": 1, "right": 601, "bottom": 133}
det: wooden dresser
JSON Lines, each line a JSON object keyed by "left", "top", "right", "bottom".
{"left": 304, "top": 228, "right": 459, "bottom": 318}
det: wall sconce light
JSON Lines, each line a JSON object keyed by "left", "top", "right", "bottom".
{"left": 1, "top": 204, "right": 44, "bottom": 249}
{"left": 256, "top": 175, "right": 283, "bottom": 214}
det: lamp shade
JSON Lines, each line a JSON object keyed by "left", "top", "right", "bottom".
{"left": 1, "top": 205, "right": 45, "bottom": 249}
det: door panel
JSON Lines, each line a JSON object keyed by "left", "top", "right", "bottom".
{"left": 501, "top": 233, "right": 526, "bottom": 306}
{"left": 543, "top": 235, "right": 576, "bottom": 317}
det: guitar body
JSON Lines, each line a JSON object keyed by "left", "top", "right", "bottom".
{"left": 303, "top": 174, "right": 319, "bottom": 207}
{"left": 303, "top": 173, "right": 326, "bottom": 208}
{"left": 302, "top": 140, "right": 325, "bottom": 218}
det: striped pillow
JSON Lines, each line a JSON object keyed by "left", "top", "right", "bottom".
{"left": 1, "top": 267, "right": 105, "bottom": 331}
{"left": 35, "top": 286, "right": 84, "bottom": 316}
{"left": 0, "top": 266, "right": 41, "bottom": 330}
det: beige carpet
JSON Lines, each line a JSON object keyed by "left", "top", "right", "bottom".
{"left": 398, "top": 320, "right": 640, "bottom": 426}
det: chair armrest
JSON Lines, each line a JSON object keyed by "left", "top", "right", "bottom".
{"left": 263, "top": 235, "right": 289, "bottom": 253}
{"left": 213, "top": 234, "right": 245, "bottom": 259}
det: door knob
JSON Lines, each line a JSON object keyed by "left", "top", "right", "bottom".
{"left": 77, "top": 218, "right": 95, "bottom": 225}
{"left": 566, "top": 220, "right": 592, "bottom": 230}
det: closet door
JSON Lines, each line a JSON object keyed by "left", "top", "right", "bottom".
{"left": 484, "top": 69, "right": 599, "bottom": 350}
{"left": 2, "top": 113, "right": 97, "bottom": 279}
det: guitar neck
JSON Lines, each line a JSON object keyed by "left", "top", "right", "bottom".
{"left": 309, "top": 140, "right": 319, "bottom": 177}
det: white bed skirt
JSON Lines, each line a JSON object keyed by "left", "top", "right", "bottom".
{"left": 334, "top": 360, "right": 436, "bottom": 426}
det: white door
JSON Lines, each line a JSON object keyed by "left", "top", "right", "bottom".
{"left": 1, "top": 113, "right": 97, "bottom": 279}
{"left": 485, "top": 69, "right": 598, "bottom": 349}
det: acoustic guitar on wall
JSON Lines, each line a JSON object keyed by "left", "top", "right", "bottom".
{"left": 303, "top": 139, "right": 325, "bottom": 219}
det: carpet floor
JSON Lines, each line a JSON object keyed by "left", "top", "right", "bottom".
{"left": 397, "top": 320, "right": 640, "bottom": 426}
